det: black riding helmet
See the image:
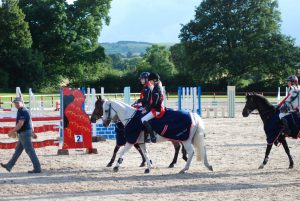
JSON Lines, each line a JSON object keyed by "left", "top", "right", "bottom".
{"left": 148, "top": 73, "right": 160, "bottom": 81}
{"left": 287, "top": 75, "right": 298, "bottom": 83}
{"left": 139, "top": 72, "right": 150, "bottom": 80}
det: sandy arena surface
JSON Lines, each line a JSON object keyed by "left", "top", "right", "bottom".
{"left": 1, "top": 113, "right": 300, "bottom": 201}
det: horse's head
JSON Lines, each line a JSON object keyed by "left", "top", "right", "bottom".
{"left": 242, "top": 93, "right": 275, "bottom": 118}
{"left": 91, "top": 96, "right": 104, "bottom": 123}
{"left": 102, "top": 101, "right": 118, "bottom": 127}
{"left": 242, "top": 93, "right": 258, "bottom": 117}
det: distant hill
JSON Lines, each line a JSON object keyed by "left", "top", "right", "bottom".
{"left": 101, "top": 41, "right": 175, "bottom": 56}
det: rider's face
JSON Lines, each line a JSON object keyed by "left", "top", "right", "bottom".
{"left": 140, "top": 78, "right": 146, "bottom": 85}
{"left": 287, "top": 81, "right": 292, "bottom": 87}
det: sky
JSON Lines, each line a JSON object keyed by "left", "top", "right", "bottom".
{"left": 67, "top": 0, "right": 300, "bottom": 45}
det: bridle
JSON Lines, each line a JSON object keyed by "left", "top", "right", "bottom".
{"left": 104, "top": 101, "right": 141, "bottom": 127}
{"left": 105, "top": 103, "right": 118, "bottom": 122}
{"left": 245, "top": 96, "right": 276, "bottom": 118}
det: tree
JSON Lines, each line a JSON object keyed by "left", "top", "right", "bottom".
{"left": 0, "top": 0, "right": 44, "bottom": 91}
{"left": 19, "top": 0, "right": 111, "bottom": 86}
{"left": 0, "top": 0, "right": 32, "bottom": 50}
{"left": 143, "top": 45, "right": 176, "bottom": 79}
{"left": 179, "top": 0, "right": 300, "bottom": 87}
{"left": 169, "top": 43, "right": 188, "bottom": 75}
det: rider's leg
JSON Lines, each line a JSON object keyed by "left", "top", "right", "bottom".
{"left": 141, "top": 112, "right": 159, "bottom": 143}
{"left": 279, "top": 113, "right": 291, "bottom": 135}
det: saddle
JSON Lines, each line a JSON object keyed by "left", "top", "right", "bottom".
{"left": 284, "top": 112, "right": 300, "bottom": 139}
{"left": 149, "top": 108, "right": 192, "bottom": 141}
{"left": 264, "top": 111, "right": 300, "bottom": 145}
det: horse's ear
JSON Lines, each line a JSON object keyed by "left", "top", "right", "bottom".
{"left": 245, "top": 92, "right": 249, "bottom": 99}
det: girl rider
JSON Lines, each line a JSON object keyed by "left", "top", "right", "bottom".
{"left": 278, "top": 75, "right": 300, "bottom": 134}
{"left": 141, "top": 73, "right": 165, "bottom": 143}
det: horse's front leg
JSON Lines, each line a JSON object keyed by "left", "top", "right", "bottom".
{"left": 169, "top": 142, "right": 180, "bottom": 168}
{"left": 281, "top": 138, "right": 294, "bottom": 169}
{"left": 134, "top": 143, "right": 146, "bottom": 167}
{"left": 259, "top": 144, "right": 273, "bottom": 169}
{"left": 107, "top": 145, "right": 120, "bottom": 167}
{"left": 138, "top": 143, "right": 153, "bottom": 174}
{"left": 113, "top": 143, "right": 133, "bottom": 172}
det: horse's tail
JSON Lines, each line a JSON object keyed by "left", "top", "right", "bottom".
{"left": 192, "top": 114, "right": 206, "bottom": 162}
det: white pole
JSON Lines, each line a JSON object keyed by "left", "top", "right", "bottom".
{"left": 186, "top": 87, "right": 190, "bottom": 111}
{"left": 86, "top": 87, "right": 91, "bottom": 112}
{"left": 227, "top": 86, "right": 236, "bottom": 118}
{"left": 182, "top": 87, "right": 186, "bottom": 110}
{"left": 91, "top": 88, "right": 96, "bottom": 113}
{"left": 277, "top": 87, "right": 281, "bottom": 103}
{"left": 124, "top": 87, "right": 130, "bottom": 104}
{"left": 163, "top": 86, "right": 166, "bottom": 106}
{"left": 193, "top": 87, "right": 197, "bottom": 113}
{"left": 189, "top": 87, "right": 193, "bottom": 111}
{"left": 101, "top": 87, "right": 105, "bottom": 97}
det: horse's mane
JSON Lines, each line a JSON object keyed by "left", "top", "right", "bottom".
{"left": 252, "top": 94, "right": 275, "bottom": 109}
{"left": 108, "top": 99, "right": 134, "bottom": 109}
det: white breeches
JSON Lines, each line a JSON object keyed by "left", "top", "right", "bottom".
{"left": 279, "top": 112, "right": 291, "bottom": 119}
{"left": 141, "top": 111, "right": 160, "bottom": 122}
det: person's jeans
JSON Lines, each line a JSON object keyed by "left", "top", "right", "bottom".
{"left": 6, "top": 130, "right": 41, "bottom": 171}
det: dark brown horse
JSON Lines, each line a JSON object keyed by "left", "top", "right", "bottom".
{"left": 242, "top": 93, "right": 294, "bottom": 169}
{"left": 91, "top": 96, "right": 187, "bottom": 168}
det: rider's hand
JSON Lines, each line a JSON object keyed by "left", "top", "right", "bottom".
{"left": 142, "top": 109, "right": 147, "bottom": 114}
{"left": 32, "top": 132, "right": 38, "bottom": 139}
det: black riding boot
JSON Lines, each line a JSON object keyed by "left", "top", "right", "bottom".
{"left": 281, "top": 117, "right": 291, "bottom": 135}
{"left": 143, "top": 121, "right": 156, "bottom": 143}
{"left": 144, "top": 132, "right": 151, "bottom": 143}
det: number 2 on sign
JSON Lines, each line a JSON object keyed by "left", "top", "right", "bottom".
{"left": 74, "top": 135, "right": 83, "bottom": 142}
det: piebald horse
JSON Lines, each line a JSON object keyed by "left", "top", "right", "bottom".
{"left": 96, "top": 97, "right": 213, "bottom": 174}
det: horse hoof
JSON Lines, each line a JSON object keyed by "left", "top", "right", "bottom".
{"left": 208, "top": 165, "right": 213, "bottom": 171}
{"left": 183, "top": 157, "right": 188, "bottom": 162}
{"left": 258, "top": 165, "right": 264, "bottom": 169}
{"left": 113, "top": 167, "right": 119, "bottom": 172}
{"left": 140, "top": 162, "right": 145, "bottom": 167}
{"left": 168, "top": 164, "right": 175, "bottom": 168}
{"left": 144, "top": 169, "right": 150, "bottom": 174}
{"left": 106, "top": 163, "right": 113, "bottom": 167}
{"left": 289, "top": 165, "right": 294, "bottom": 169}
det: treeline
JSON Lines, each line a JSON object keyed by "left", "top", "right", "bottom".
{"left": 0, "top": 0, "right": 112, "bottom": 92}
{"left": 1, "top": 0, "right": 300, "bottom": 93}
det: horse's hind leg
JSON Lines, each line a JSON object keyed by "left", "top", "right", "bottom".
{"left": 169, "top": 142, "right": 180, "bottom": 168}
{"left": 181, "top": 143, "right": 188, "bottom": 161}
{"left": 113, "top": 143, "right": 133, "bottom": 172}
{"left": 134, "top": 143, "right": 146, "bottom": 167}
{"left": 179, "top": 141, "right": 194, "bottom": 174}
{"left": 107, "top": 145, "right": 120, "bottom": 167}
{"left": 259, "top": 144, "right": 272, "bottom": 169}
{"left": 281, "top": 138, "right": 294, "bottom": 169}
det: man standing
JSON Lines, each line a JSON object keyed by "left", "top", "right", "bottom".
{"left": 1, "top": 97, "right": 41, "bottom": 173}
